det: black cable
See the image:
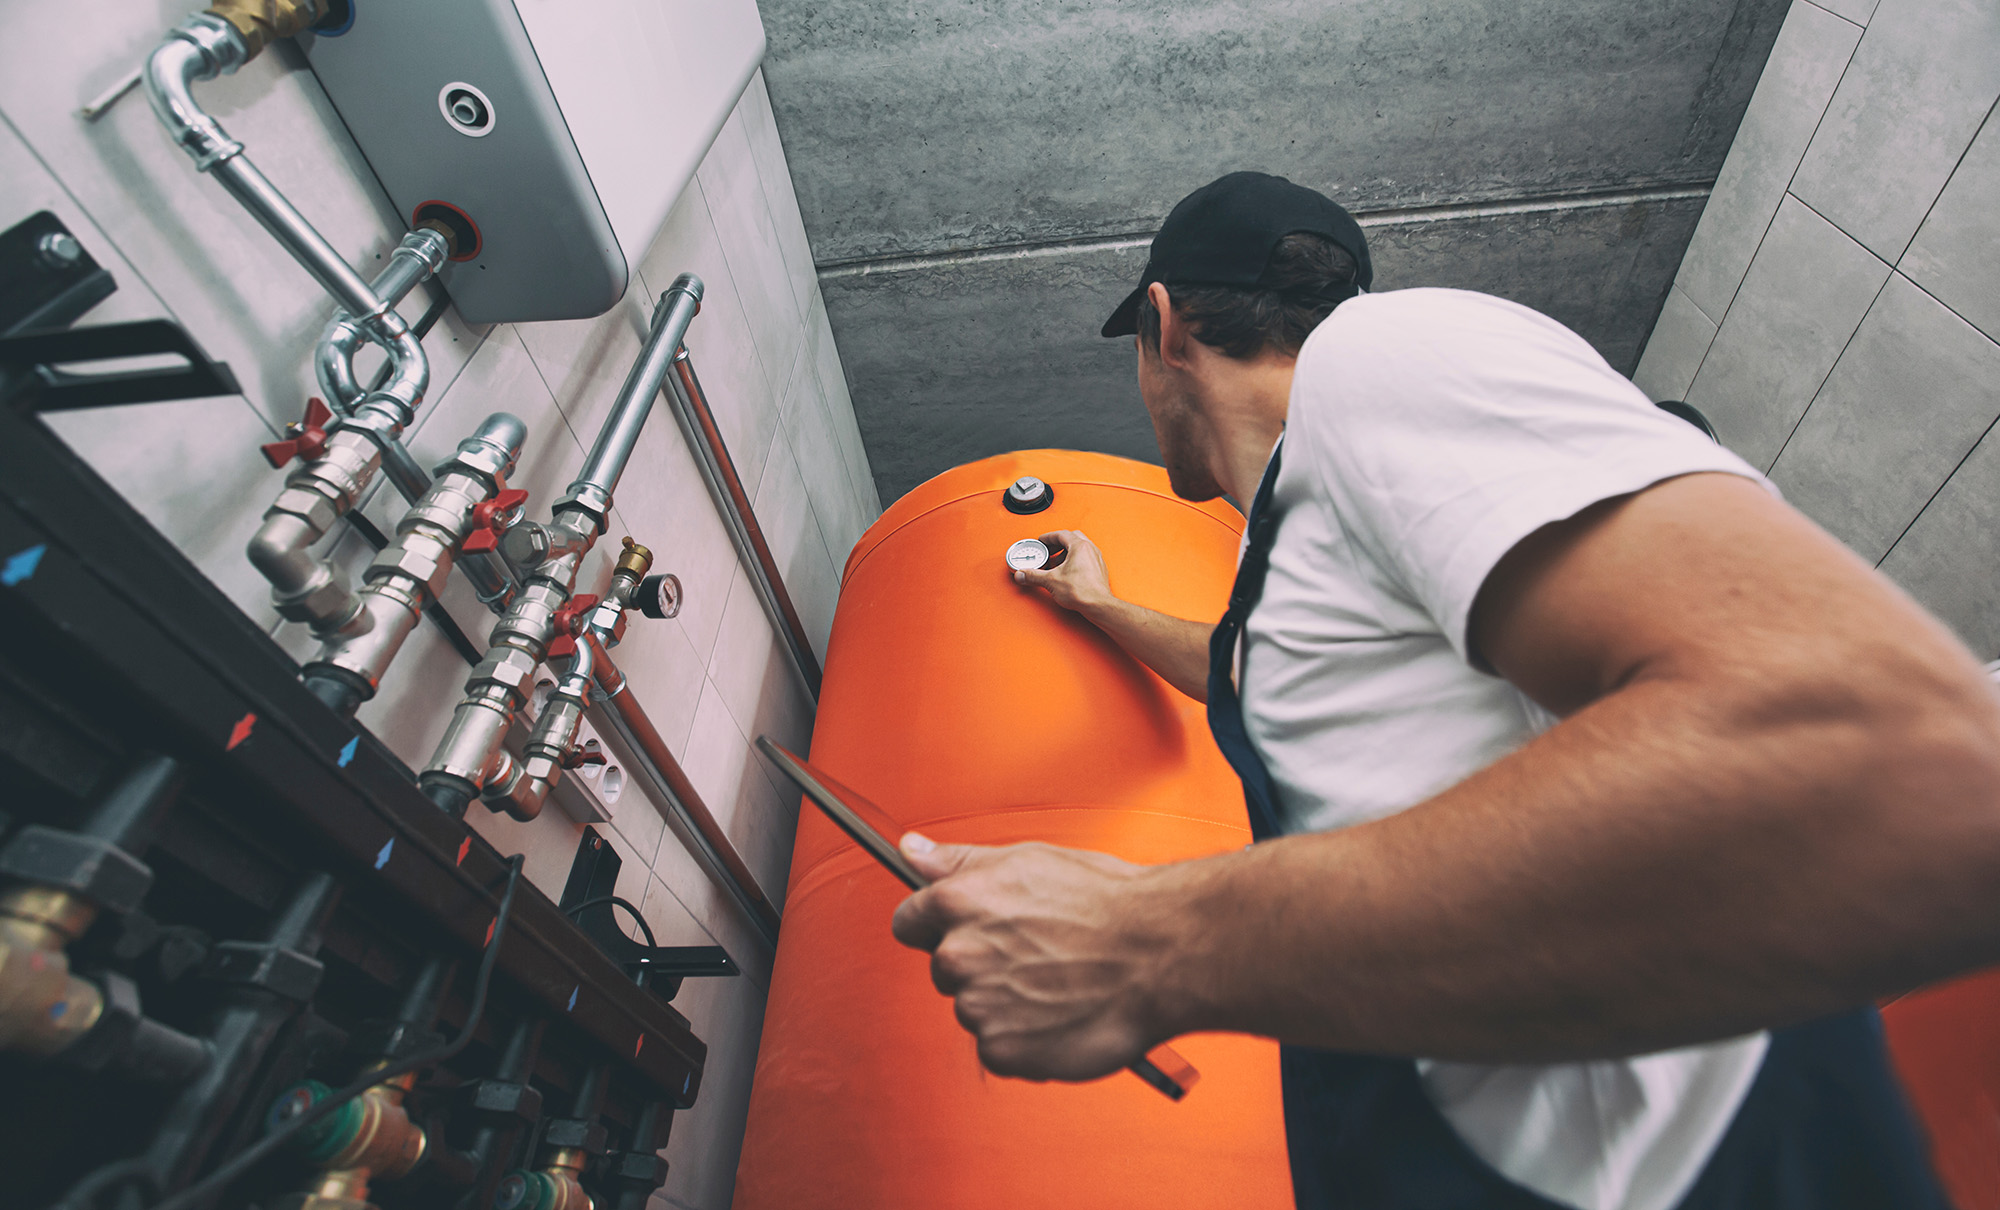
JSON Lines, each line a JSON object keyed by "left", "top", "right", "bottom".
{"left": 144, "top": 855, "right": 525, "bottom": 1210}
{"left": 48, "top": 1157, "right": 156, "bottom": 1210}
{"left": 564, "top": 895, "right": 658, "bottom": 949}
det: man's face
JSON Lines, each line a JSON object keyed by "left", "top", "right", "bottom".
{"left": 1136, "top": 335, "right": 1225, "bottom": 502}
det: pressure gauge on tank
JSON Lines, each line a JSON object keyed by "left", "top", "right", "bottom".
{"left": 1005, "top": 538, "right": 1051, "bottom": 572}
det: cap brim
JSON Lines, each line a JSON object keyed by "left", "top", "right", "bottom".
{"left": 1100, "top": 283, "right": 1147, "bottom": 338}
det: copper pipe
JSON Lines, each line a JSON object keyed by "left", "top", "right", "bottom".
{"left": 668, "top": 351, "right": 823, "bottom": 699}
{"left": 582, "top": 631, "right": 782, "bottom": 945}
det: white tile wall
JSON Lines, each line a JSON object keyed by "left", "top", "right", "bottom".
{"left": 0, "top": 11, "right": 875, "bottom": 1201}
{"left": 1672, "top": 0, "right": 1864, "bottom": 321}
{"left": 1630, "top": 285, "right": 1717, "bottom": 404}
{"left": 1636, "top": 0, "right": 2000, "bottom": 657}
{"left": 1684, "top": 195, "right": 1890, "bottom": 468}
{"left": 1789, "top": 0, "right": 2000, "bottom": 262}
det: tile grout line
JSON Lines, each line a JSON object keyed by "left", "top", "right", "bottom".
{"left": 1892, "top": 93, "right": 2000, "bottom": 273}
{"left": 1799, "top": 0, "right": 1867, "bottom": 34}
{"left": 1875, "top": 408, "right": 2000, "bottom": 571}
{"left": 1760, "top": 262, "right": 1895, "bottom": 476}
{"left": 1696, "top": 7, "right": 1867, "bottom": 347}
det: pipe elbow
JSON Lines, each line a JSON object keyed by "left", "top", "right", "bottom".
{"left": 315, "top": 316, "right": 367, "bottom": 410}
{"left": 143, "top": 17, "right": 248, "bottom": 169}
{"left": 354, "top": 316, "right": 429, "bottom": 429}
{"left": 246, "top": 512, "right": 318, "bottom": 592}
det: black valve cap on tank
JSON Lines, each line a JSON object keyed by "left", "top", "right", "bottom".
{"left": 1003, "top": 475, "right": 1053, "bottom": 514}
{"left": 636, "top": 573, "right": 683, "bottom": 620}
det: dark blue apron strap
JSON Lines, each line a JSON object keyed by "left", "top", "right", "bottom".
{"left": 1207, "top": 440, "right": 1287, "bottom": 841}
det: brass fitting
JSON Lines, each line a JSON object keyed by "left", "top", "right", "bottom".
{"left": 206, "top": 0, "right": 330, "bottom": 59}
{"left": 494, "top": 1147, "right": 594, "bottom": 1210}
{"left": 0, "top": 887, "right": 104, "bottom": 1056}
{"left": 614, "top": 537, "right": 653, "bottom": 583}
{"left": 269, "top": 1069, "right": 427, "bottom": 1210}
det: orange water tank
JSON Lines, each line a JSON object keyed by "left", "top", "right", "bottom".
{"left": 732, "top": 450, "right": 1292, "bottom": 1209}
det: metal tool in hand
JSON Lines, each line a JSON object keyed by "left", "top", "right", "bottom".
{"left": 757, "top": 737, "right": 1201, "bottom": 1101}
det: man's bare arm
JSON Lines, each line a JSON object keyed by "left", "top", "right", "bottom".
{"left": 895, "top": 474, "right": 2000, "bottom": 1078}
{"left": 1014, "top": 529, "right": 1214, "bottom": 701}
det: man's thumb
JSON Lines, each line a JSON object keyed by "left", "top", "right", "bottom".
{"left": 900, "top": 831, "right": 970, "bottom": 879}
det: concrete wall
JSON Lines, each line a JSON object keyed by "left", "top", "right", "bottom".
{"left": 0, "top": 5, "right": 878, "bottom": 1203}
{"left": 764, "top": 0, "right": 1791, "bottom": 503}
{"left": 1633, "top": 0, "right": 2000, "bottom": 656}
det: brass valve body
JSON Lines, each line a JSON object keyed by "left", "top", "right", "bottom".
{"left": 206, "top": 0, "right": 330, "bottom": 58}
{"left": 0, "top": 887, "right": 104, "bottom": 1057}
{"left": 272, "top": 1071, "right": 427, "bottom": 1210}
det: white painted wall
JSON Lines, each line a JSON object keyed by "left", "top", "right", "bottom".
{"left": 0, "top": 5, "right": 879, "bottom": 1204}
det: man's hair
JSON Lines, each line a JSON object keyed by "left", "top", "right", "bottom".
{"left": 1136, "top": 232, "right": 1360, "bottom": 360}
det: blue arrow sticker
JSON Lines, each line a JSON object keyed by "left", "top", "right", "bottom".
{"left": 374, "top": 837, "right": 394, "bottom": 869}
{"left": 683, "top": 1072, "right": 692, "bottom": 1095}
{"left": 566, "top": 986, "right": 579, "bottom": 1012}
{"left": 2, "top": 544, "right": 46, "bottom": 587}
{"left": 337, "top": 737, "right": 358, "bottom": 768}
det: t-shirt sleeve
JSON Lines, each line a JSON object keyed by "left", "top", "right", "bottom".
{"left": 1294, "top": 290, "right": 1771, "bottom": 666}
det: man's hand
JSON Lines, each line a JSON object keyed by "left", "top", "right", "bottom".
{"left": 889, "top": 832, "right": 1172, "bottom": 1081}
{"left": 1012, "top": 530, "right": 1216, "bottom": 701}
{"left": 1012, "top": 529, "right": 1114, "bottom": 613}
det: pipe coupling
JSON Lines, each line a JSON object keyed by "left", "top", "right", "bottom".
{"left": 270, "top": 1071, "right": 427, "bottom": 1207}
{"left": 494, "top": 1147, "right": 593, "bottom": 1210}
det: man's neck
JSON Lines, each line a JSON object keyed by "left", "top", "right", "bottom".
{"left": 1205, "top": 354, "right": 1296, "bottom": 504}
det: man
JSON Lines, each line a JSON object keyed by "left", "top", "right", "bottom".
{"left": 888, "top": 172, "right": 2000, "bottom": 1208}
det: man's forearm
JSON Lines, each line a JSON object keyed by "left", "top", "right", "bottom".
{"left": 1075, "top": 598, "right": 1214, "bottom": 702}
{"left": 1140, "top": 661, "right": 2000, "bottom": 1061}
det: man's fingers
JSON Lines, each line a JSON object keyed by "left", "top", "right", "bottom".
{"left": 889, "top": 835, "right": 993, "bottom": 951}
{"left": 890, "top": 886, "right": 946, "bottom": 951}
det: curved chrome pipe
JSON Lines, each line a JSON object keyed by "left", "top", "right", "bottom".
{"left": 147, "top": 13, "right": 436, "bottom": 453}
{"left": 317, "top": 230, "right": 449, "bottom": 418}
{"left": 145, "top": 15, "right": 380, "bottom": 318}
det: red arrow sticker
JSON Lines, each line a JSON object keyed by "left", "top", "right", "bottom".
{"left": 484, "top": 916, "right": 496, "bottom": 947}
{"left": 457, "top": 836, "right": 472, "bottom": 866}
{"left": 225, "top": 712, "right": 257, "bottom": 751}
{"left": 634, "top": 1035, "right": 645, "bottom": 1057}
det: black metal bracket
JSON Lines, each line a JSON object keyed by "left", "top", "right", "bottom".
{"left": 559, "top": 827, "right": 739, "bottom": 1002}
{"left": 0, "top": 210, "right": 114, "bottom": 337}
{"left": 0, "top": 319, "right": 242, "bottom": 412}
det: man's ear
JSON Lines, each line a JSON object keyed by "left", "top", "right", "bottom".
{"left": 1147, "top": 282, "right": 1194, "bottom": 371}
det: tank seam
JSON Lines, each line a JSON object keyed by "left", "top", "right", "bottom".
{"left": 842, "top": 482, "right": 1245, "bottom": 587}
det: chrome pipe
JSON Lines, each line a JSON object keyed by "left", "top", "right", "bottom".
{"left": 665, "top": 351, "right": 823, "bottom": 700}
{"left": 146, "top": 15, "right": 380, "bottom": 318}
{"left": 304, "top": 414, "right": 525, "bottom": 713}
{"left": 555, "top": 275, "right": 704, "bottom": 530}
{"left": 317, "top": 229, "right": 450, "bottom": 414}
{"left": 583, "top": 632, "right": 782, "bottom": 948}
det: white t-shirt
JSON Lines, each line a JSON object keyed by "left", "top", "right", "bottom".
{"left": 1239, "top": 288, "right": 1772, "bottom": 1210}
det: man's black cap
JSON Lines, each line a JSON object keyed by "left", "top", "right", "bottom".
{"left": 1101, "top": 171, "right": 1373, "bottom": 338}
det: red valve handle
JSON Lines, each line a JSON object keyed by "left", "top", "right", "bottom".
{"left": 461, "top": 489, "right": 529, "bottom": 554}
{"left": 562, "top": 746, "right": 608, "bottom": 770}
{"left": 544, "top": 594, "right": 601, "bottom": 660}
{"left": 259, "top": 397, "right": 335, "bottom": 469}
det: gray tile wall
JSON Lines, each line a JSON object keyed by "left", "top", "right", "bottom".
{"left": 1632, "top": 0, "right": 2000, "bottom": 657}
{"left": 0, "top": 7, "right": 877, "bottom": 1205}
